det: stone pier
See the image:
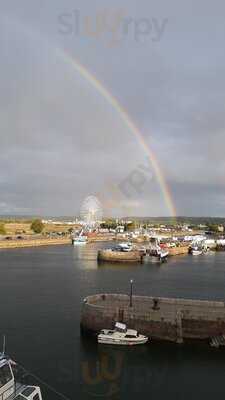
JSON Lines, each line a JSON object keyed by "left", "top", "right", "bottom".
{"left": 81, "top": 294, "right": 225, "bottom": 342}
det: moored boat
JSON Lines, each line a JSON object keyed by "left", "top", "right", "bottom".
{"left": 0, "top": 351, "right": 43, "bottom": 400}
{"left": 190, "top": 245, "right": 203, "bottom": 255}
{"left": 72, "top": 227, "right": 88, "bottom": 245}
{"left": 72, "top": 236, "right": 87, "bottom": 245}
{"left": 158, "top": 249, "right": 169, "bottom": 261}
{"left": 113, "top": 243, "right": 133, "bottom": 252}
{"left": 98, "top": 322, "right": 148, "bottom": 346}
{"left": 143, "top": 246, "right": 168, "bottom": 263}
{"left": 117, "top": 242, "right": 133, "bottom": 252}
{"left": 191, "top": 249, "right": 203, "bottom": 256}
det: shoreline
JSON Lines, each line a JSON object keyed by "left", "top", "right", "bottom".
{"left": 0, "top": 237, "right": 71, "bottom": 249}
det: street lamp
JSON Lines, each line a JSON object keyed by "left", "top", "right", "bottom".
{"left": 130, "top": 279, "right": 134, "bottom": 307}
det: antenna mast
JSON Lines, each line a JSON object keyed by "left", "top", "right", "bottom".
{"left": 2, "top": 335, "right": 6, "bottom": 356}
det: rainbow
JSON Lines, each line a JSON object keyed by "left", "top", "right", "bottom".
{"left": 55, "top": 49, "right": 176, "bottom": 217}
{"left": 2, "top": 15, "right": 176, "bottom": 216}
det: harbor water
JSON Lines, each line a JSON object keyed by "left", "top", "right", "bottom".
{"left": 0, "top": 244, "right": 225, "bottom": 399}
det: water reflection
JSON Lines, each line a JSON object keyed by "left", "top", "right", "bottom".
{"left": 80, "top": 337, "right": 172, "bottom": 399}
{"left": 80, "top": 334, "right": 225, "bottom": 400}
{"left": 72, "top": 244, "right": 99, "bottom": 270}
{"left": 97, "top": 261, "right": 143, "bottom": 271}
{"left": 71, "top": 242, "right": 113, "bottom": 266}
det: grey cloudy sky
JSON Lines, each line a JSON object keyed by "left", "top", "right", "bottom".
{"left": 1, "top": 0, "right": 225, "bottom": 217}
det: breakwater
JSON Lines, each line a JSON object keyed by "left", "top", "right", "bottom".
{"left": 81, "top": 293, "right": 225, "bottom": 343}
{"left": 98, "top": 246, "right": 189, "bottom": 262}
{"left": 168, "top": 246, "right": 189, "bottom": 256}
{"left": 98, "top": 249, "right": 141, "bottom": 262}
{"left": 0, "top": 237, "right": 70, "bottom": 249}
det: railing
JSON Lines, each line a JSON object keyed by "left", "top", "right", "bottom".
{"left": 0, "top": 381, "right": 26, "bottom": 400}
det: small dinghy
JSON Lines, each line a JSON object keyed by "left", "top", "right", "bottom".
{"left": 98, "top": 322, "right": 148, "bottom": 346}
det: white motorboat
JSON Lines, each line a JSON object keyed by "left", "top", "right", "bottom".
{"left": 98, "top": 322, "right": 148, "bottom": 346}
{"left": 0, "top": 351, "right": 42, "bottom": 400}
{"left": 190, "top": 244, "right": 203, "bottom": 255}
{"left": 117, "top": 243, "right": 133, "bottom": 252}
{"left": 72, "top": 228, "right": 88, "bottom": 245}
{"left": 72, "top": 236, "right": 87, "bottom": 245}
{"left": 191, "top": 249, "right": 203, "bottom": 256}
{"left": 190, "top": 239, "right": 205, "bottom": 255}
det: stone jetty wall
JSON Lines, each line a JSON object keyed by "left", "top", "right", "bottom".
{"left": 168, "top": 246, "right": 189, "bottom": 256}
{"left": 98, "top": 249, "right": 141, "bottom": 262}
{"left": 0, "top": 238, "right": 70, "bottom": 249}
{"left": 81, "top": 294, "right": 225, "bottom": 342}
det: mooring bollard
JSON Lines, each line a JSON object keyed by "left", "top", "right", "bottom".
{"left": 130, "top": 279, "right": 134, "bottom": 307}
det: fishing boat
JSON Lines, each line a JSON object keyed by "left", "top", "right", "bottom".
{"left": 143, "top": 246, "right": 168, "bottom": 263}
{"left": 0, "top": 350, "right": 43, "bottom": 400}
{"left": 72, "top": 229, "right": 87, "bottom": 245}
{"left": 157, "top": 249, "right": 169, "bottom": 261}
{"left": 98, "top": 322, "right": 148, "bottom": 346}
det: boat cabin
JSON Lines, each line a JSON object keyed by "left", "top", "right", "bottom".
{"left": 115, "top": 322, "right": 127, "bottom": 332}
{"left": 0, "top": 358, "right": 14, "bottom": 400}
{"left": 115, "top": 323, "right": 139, "bottom": 338}
{"left": 113, "top": 243, "right": 132, "bottom": 252}
{"left": 13, "top": 386, "right": 42, "bottom": 400}
{"left": 0, "top": 356, "right": 42, "bottom": 400}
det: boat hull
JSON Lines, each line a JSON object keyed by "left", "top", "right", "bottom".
{"left": 143, "top": 252, "right": 168, "bottom": 263}
{"left": 98, "top": 337, "right": 148, "bottom": 345}
{"left": 191, "top": 250, "right": 202, "bottom": 256}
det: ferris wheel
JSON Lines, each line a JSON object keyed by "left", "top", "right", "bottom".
{"left": 80, "top": 195, "right": 103, "bottom": 226}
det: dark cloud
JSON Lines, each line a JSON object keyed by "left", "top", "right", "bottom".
{"left": 0, "top": 0, "right": 225, "bottom": 216}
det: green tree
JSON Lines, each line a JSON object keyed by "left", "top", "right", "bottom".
{"left": 100, "top": 220, "right": 117, "bottom": 229}
{"left": 31, "top": 219, "right": 44, "bottom": 234}
{"left": 126, "top": 222, "right": 136, "bottom": 231}
{"left": 0, "top": 223, "right": 6, "bottom": 235}
{"left": 208, "top": 224, "right": 219, "bottom": 233}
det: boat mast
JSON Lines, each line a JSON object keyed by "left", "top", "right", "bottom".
{"left": 2, "top": 335, "right": 6, "bottom": 356}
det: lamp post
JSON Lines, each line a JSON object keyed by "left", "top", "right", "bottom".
{"left": 130, "top": 279, "right": 133, "bottom": 307}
